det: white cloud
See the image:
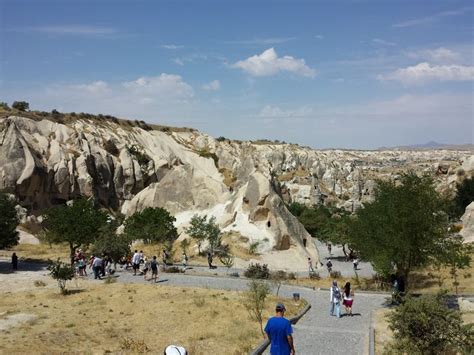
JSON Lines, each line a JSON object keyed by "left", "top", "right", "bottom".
{"left": 122, "top": 74, "right": 194, "bottom": 99}
{"left": 161, "top": 44, "right": 184, "bottom": 49}
{"left": 393, "top": 6, "right": 473, "bottom": 28}
{"left": 315, "top": 35, "right": 324, "bottom": 40}
{"left": 202, "top": 80, "right": 220, "bottom": 91}
{"left": 378, "top": 62, "right": 474, "bottom": 84}
{"left": 372, "top": 38, "right": 396, "bottom": 46}
{"left": 405, "top": 47, "right": 462, "bottom": 64}
{"left": 73, "top": 81, "right": 109, "bottom": 94}
{"left": 15, "top": 25, "right": 118, "bottom": 36}
{"left": 258, "top": 105, "right": 313, "bottom": 119}
{"left": 232, "top": 48, "right": 316, "bottom": 78}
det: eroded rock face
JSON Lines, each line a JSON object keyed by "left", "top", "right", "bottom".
{"left": 1, "top": 115, "right": 472, "bottom": 269}
{"left": 461, "top": 202, "right": 474, "bottom": 244}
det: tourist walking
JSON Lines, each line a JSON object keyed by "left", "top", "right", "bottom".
{"left": 142, "top": 256, "right": 150, "bottom": 279}
{"left": 11, "top": 252, "right": 18, "bottom": 271}
{"left": 307, "top": 257, "right": 314, "bottom": 275}
{"left": 132, "top": 250, "right": 141, "bottom": 275}
{"left": 182, "top": 252, "right": 188, "bottom": 271}
{"left": 264, "top": 303, "right": 295, "bottom": 355}
{"left": 92, "top": 256, "right": 103, "bottom": 280}
{"left": 342, "top": 282, "right": 354, "bottom": 316}
{"left": 207, "top": 251, "right": 214, "bottom": 269}
{"left": 330, "top": 280, "right": 342, "bottom": 318}
{"left": 326, "top": 260, "right": 333, "bottom": 273}
{"left": 150, "top": 256, "right": 159, "bottom": 283}
{"left": 327, "top": 243, "right": 332, "bottom": 255}
{"left": 353, "top": 258, "right": 359, "bottom": 271}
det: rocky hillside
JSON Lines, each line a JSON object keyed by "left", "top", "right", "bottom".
{"left": 1, "top": 114, "right": 472, "bottom": 270}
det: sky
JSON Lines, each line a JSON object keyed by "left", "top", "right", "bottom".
{"left": 0, "top": 0, "right": 473, "bottom": 149}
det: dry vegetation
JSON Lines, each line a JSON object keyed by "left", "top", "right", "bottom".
{"left": 0, "top": 279, "right": 305, "bottom": 354}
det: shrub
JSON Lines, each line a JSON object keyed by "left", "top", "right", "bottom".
{"left": 0, "top": 102, "right": 10, "bottom": 110}
{"left": 329, "top": 270, "right": 342, "bottom": 279}
{"left": 12, "top": 101, "right": 29, "bottom": 111}
{"left": 243, "top": 279, "right": 271, "bottom": 336}
{"left": 126, "top": 145, "right": 151, "bottom": 167}
{"left": 34, "top": 280, "right": 46, "bottom": 287}
{"left": 244, "top": 263, "right": 270, "bottom": 279}
{"left": 387, "top": 294, "right": 473, "bottom": 354}
{"left": 216, "top": 136, "right": 227, "bottom": 142}
{"left": 309, "top": 272, "right": 321, "bottom": 280}
{"left": 248, "top": 241, "right": 259, "bottom": 255}
{"left": 47, "top": 259, "right": 75, "bottom": 294}
{"left": 229, "top": 272, "right": 240, "bottom": 278}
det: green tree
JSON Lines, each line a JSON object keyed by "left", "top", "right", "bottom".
{"left": 43, "top": 198, "right": 108, "bottom": 262}
{"left": 47, "top": 259, "right": 75, "bottom": 295}
{"left": 12, "top": 101, "right": 29, "bottom": 111}
{"left": 435, "top": 235, "right": 472, "bottom": 295}
{"left": 185, "top": 214, "right": 221, "bottom": 254}
{"left": 124, "top": 207, "right": 178, "bottom": 244}
{"left": 349, "top": 173, "right": 449, "bottom": 287}
{"left": 243, "top": 279, "right": 271, "bottom": 337}
{"left": 387, "top": 293, "right": 473, "bottom": 354}
{"left": 91, "top": 216, "right": 130, "bottom": 266}
{"left": 0, "top": 194, "right": 19, "bottom": 249}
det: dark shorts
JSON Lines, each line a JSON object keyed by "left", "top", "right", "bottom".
{"left": 151, "top": 267, "right": 158, "bottom": 275}
{"left": 133, "top": 263, "right": 140, "bottom": 270}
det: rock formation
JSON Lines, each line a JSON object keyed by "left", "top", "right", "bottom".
{"left": 1, "top": 114, "right": 472, "bottom": 269}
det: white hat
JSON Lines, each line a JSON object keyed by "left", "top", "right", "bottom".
{"left": 164, "top": 345, "right": 187, "bottom": 355}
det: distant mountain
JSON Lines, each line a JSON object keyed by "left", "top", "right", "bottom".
{"left": 378, "top": 141, "right": 474, "bottom": 151}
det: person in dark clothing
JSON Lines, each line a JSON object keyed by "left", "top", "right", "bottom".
{"left": 326, "top": 260, "right": 333, "bottom": 273}
{"left": 207, "top": 252, "right": 214, "bottom": 269}
{"left": 12, "top": 253, "right": 18, "bottom": 271}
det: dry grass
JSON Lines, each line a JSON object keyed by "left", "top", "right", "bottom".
{"left": 373, "top": 308, "right": 393, "bottom": 355}
{"left": 0, "top": 280, "right": 305, "bottom": 354}
{"left": 0, "top": 243, "right": 70, "bottom": 263}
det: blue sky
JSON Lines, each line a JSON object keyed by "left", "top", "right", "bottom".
{"left": 1, "top": 0, "right": 473, "bottom": 149}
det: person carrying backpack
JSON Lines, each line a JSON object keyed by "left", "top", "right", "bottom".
{"left": 326, "top": 260, "right": 333, "bottom": 273}
{"left": 329, "top": 280, "right": 342, "bottom": 318}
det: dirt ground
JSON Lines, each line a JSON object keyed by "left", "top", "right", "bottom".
{"left": 0, "top": 270, "right": 304, "bottom": 354}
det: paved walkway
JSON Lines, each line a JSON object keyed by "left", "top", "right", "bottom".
{"left": 95, "top": 267, "right": 387, "bottom": 355}
{"left": 1, "top": 259, "right": 387, "bottom": 354}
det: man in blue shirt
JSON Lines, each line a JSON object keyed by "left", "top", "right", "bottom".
{"left": 264, "top": 303, "right": 295, "bottom": 355}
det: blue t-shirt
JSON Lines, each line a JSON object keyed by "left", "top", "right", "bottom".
{"left": 264, "top": 316, "right": 293, "bottom": 355}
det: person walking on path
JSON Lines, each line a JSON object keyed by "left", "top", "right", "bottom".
{"left": 132, "top": 250, "right": 141, "bottom": 276}
{"left": 92, "top": 256, "right": 103, "bottom": 280}
{"left": 307, "top": 257, "right": 314, "bottom": 275}
{"left": 353, "top": 258, "right": 359, "bottom": 271}
{"left": 342, "top": 282, "right": 354, "bottom": 316}
{"left": 330, "top": 280, "right": 342, "bottom": 318}
{"left": 150, "top": 256, "right": 159, "bottom": 283}
{"left": 142, "top": 256, "right": 150, "bottom": 280}
{"left": 264, "top": 303, "right": 295, "bottom": 355}
{"left": 327, "top": 243, "right": 332, "bottom": 255}
{"left": 207, "top": 251, "right": 214, "bottom": 269}
{"left": 326, "top": 260, "right": 333, "bottom": 273}
{"left": 182, "top": 252, "right": 188, "bottom": 272}
{"left": 162, "top": 250, "right": 169, "bottom": 270}
{"left": 11, "top": 252, "right": 18, "bottom": 271}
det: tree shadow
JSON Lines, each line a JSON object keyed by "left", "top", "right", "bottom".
{"left": 0, "top": 260, "right": 48, "bottom": 274}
